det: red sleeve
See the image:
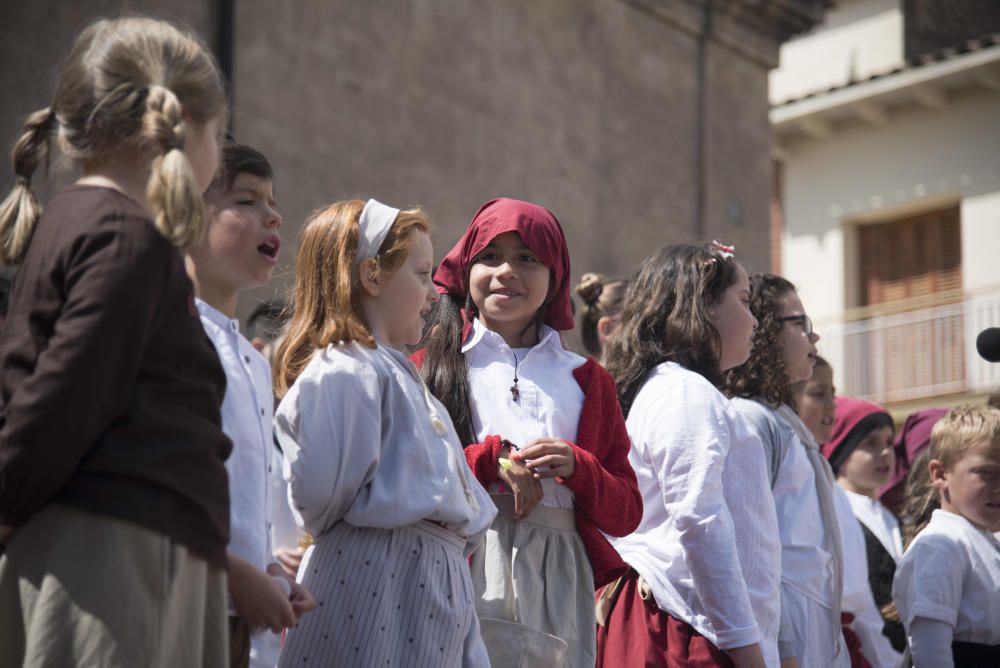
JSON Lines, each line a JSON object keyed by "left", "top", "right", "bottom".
{"left": 464, "top": 434, "right": 506, "bottom": 486}
{"left": 558, "top": 361, "right": 642, "bottom": 537}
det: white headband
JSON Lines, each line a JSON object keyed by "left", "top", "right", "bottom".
{"left": 356, "top": 199, "right": 400, "bottom": 266}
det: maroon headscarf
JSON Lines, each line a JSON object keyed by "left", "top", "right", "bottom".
{"left": 822, "top": 396, "right": 894, "bottom": 475}
{"left": 879, "top": 408, "right": 948, "bottom": 511}
{"left": 433, "top": 197, "right": 575, "bottom": 331}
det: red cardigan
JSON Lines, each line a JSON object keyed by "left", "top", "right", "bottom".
{"left": 412, "top": 349, "right": 641, "bottom": 587}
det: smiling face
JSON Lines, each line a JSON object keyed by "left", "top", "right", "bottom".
{"left": 370, "top": 230, "right": 438, "bottom": 349}
{"left": 796, "top": 363, "right": 837, "bottom": 444}
{"left": 931, "top": 440, "right": 1000, "bottom": 532}
{"left": 779, "top": 290, "right": 820, "bottom": 384}
{"left": 838, "top": 424, "right": 896, "bottom": 497}
{"left": 712, "top": 263, "right": 757, "bottom": 371}
{"left": 468, "top": 231, "right": 551, "bottom": 347}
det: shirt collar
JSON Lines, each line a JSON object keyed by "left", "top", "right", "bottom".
{"left": 195, "top": 297, "right": 241, "bottom": 335}
{"left": 461, "top": 317, "right": 561, "bottom": 355}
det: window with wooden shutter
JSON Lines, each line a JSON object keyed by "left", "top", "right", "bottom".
{"left": 857, "top": 207, "right": 962, "bottom": 309}
{"left": 848, "top": 206, "right": 964, "bottom": 403}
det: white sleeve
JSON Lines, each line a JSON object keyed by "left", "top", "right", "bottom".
{"left": 647, "top": 386, "right": 760, "bottom": 649}
{"left": 276, "top": 358, "right": 382, "bottom": 537}
{"left": 892, "top": 535, "right": 964, "bottom": 629}
{"left": 909, "top": 617, "right": 954, "bottom": 668}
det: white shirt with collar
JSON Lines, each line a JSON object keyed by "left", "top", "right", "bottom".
{"left": 197, "top": 298, "right": 274, "bottom": 574}
{"left": 611, "top": 362, "right": 781, "bottom": 666}
{"left": 276, "top": 341, "right": 496, "bottom": 548}
{"left": 893, "top": 509, "right": 1000, "bottom": 646}
{"left": 844, "top": 488, "right": 903, "bottom": 562}
{"left": 463, "top": 318, "right": 585, "bottom": 510}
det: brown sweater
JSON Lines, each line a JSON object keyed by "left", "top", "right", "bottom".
{"left": 0, "top": 185, "right": 232, "bottom": 568}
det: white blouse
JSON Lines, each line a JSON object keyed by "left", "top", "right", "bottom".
{"left": 610, "top": 363, "right": 781, "bottom": 664}
{"left": 844, "top": 489, "right": 903, "bottom": 562}
{"left": 893, "top": 509, "right": 1000, "bottom": 645}
{"left": 464, "top": 319, "right": 585, "bottom": 510}
{"left": 197, "top": 299, "right": 275, "bottom": 574}
{"left": 275, "top": 342, "right": 496, "bottom": 553}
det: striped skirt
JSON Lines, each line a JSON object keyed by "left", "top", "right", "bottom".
{"left": 277, "top": 520, "right": 488, "bottom": 667}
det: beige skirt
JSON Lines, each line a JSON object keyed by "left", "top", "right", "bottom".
{"left": 471, "top": 494, "right": 596, "bottom": 668}
{"left": 0, "top": 504, "right": 228, "bottom": 668}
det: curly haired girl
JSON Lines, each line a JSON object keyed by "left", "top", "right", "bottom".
{"left": 725, "top": 274, "right": 900, "bottom": 668}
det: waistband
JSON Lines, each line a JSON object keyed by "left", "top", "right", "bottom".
{"left": 408, "top": 519, "right": 466, "bottom": 552}
{"left": 490, "top": 494, "right": 577, "bottom": 531}
{"left": 952, "top": 640, "right": 1000, "bottom": 661}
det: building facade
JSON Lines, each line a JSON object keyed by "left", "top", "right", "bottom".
{"left": 772, "top": 0, "right": 1000, "bottom": 414}
{"left": 1, "top": 0, "right": 823, "bottom": 348}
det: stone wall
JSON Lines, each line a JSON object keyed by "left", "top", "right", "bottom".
{"left": 0, "top": 0, "right": 823, "bottom": 346}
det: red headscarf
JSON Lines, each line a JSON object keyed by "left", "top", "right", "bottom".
{"left": 879, "top": 408, "right": 948, "bottom": 509}
{"left": 433, "top": 197, "right": 575, "bottom": 331}
{"left": 822, "top": 396, "right": 894, "bottom": 475}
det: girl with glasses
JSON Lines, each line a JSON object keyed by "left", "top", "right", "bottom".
{"left": 724, "top": 274, "right": 901, "bottom": 668}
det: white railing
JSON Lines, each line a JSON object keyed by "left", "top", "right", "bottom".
{"left": 816, "top": 290, "right": 1000, "bottom": 404}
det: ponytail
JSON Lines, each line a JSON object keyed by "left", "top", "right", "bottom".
{"left": 0, "top": 107, "right": 55, "bottom": 264}
{"left": 143, "top": 85, "right": 206, "bottom": 247}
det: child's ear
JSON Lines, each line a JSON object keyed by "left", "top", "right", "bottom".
{"left": 359, "top": 258, "right": 380, "bottom": 297}
{"left": 928, "top": 458, "right": 949, "bottom": 490}
{"left": 597, "top": 315, "right": 615, "bottom": 342}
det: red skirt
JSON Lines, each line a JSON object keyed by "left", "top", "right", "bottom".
{"left": 596, "top": 569, "right": 735, "bottom": 668}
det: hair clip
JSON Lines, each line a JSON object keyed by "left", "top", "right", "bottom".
{"left": 710, "top": 240, "right": 735, "bottom": 259}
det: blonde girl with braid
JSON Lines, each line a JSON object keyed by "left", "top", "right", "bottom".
{"left": 0, "top": 16, "right": 233, "bottom": 667}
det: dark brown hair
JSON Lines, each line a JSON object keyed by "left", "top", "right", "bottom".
{"left": 207, "top": 142, "right": 273, "bottom": 194}
{"left": 604, "top": 243, "right": 740, "bottom": 417}
{"left": 724, "top": 273, "right": 798, "bottom": 408}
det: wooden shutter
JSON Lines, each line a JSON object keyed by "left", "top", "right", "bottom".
{"left": 857, "top": 206, "right": 961, "bottom": 308}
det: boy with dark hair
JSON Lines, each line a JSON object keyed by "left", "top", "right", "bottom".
{"left": 186, "top": 143, "right": 314, "bottom": 668}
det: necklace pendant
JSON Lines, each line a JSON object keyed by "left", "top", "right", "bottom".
{"left": 510, "top": 383, "right": 520, "bottom": 402}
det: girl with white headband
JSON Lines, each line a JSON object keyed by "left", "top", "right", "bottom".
{"left": 271, "top": 199, "right": 496, "bottom": 667}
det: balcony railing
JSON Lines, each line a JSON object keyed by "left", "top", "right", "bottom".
{"left": 817, "top": 290, "right": 1000, "bottom": 405}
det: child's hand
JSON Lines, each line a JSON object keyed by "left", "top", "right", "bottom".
{"left": 274, "top": 546, "right": 304, "bottom": 578}
{"left": 498, "top": 445, "right": 543, "bottom": 518}
{"left": 267, "top": 563, "right": 316, "bottom": 621}
{"left": 516, "top": 438, "right": 577, "bottom": 479}
{"left": 229, "top": 554, "right": 296, "bottom": 633}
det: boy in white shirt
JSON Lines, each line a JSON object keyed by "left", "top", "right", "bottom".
{"left": 186, "top": 143, "right": 314, "bottom": 668}
{"left": 893, "top": 404, "right": 1000, "bottom": 668}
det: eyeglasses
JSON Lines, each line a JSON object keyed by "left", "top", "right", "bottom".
{"left": 778, "top": 313, "right": 814, "bottom": 337}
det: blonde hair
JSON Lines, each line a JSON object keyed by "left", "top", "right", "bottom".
{"left": 905, "top": 404, "right": 1000, "bottom": 541}
{"left": 0, "top": 16, "right": 226, "bottom": 265}
{"left": 930, "top": 404, "right": 1000, "bottom": 468}
{"left": 575, "top": 272, "right": 628, "bottom": 357}
{"left": 273, "top": 200, "right": 431, "bottom": 398}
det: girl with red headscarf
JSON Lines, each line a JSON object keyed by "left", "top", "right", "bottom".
{"left": 416, "top": 197, "right": 641, "bottom": 667}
